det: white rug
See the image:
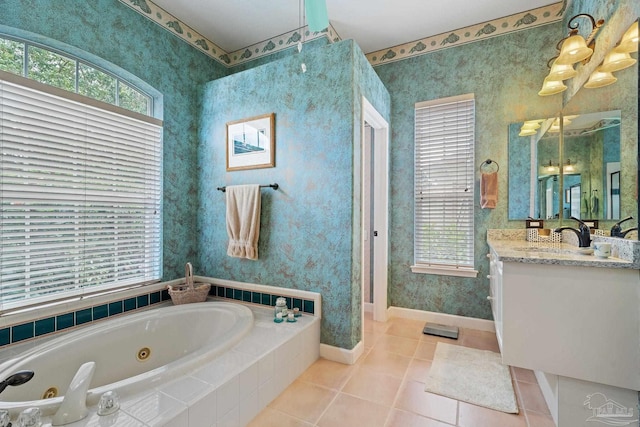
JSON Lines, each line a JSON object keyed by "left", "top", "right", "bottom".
{"left": 424, "top": 343, "right": 519, "bottom": 414}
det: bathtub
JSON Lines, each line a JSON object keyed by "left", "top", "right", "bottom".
{"left": 0, "top": 301, "right": 253, "bottom": 417}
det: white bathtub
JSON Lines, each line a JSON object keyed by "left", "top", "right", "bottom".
{"left": 0, "top": 301, "right": 253, "bottom": 417}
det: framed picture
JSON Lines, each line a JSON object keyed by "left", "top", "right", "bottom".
{"left": 226, "top": 113, "right": 275, "bottom": 171}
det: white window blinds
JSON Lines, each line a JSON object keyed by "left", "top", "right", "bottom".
{"left": 0, "top": 76, "right": 162, "bottom": 311}
{"left": 413, "top": 94, "right": 476, "bottom": 275}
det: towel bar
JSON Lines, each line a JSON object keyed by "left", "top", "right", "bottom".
{"left": 216, "top": 183, "right": 279, "bottom": 192}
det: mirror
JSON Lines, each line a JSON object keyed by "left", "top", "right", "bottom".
{"left": 561, "top": 111, "right": 621, "bottom": 220}
{"left": 509, "top": 111, "right": 623, "bottom": 221}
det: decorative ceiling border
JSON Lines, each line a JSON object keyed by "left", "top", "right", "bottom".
{"left": 119, "top": 0, "right": 565, "bottom": 69}
{"left": 117, "top": 0, "right": 340, "bottom": 67}
{"left": 366, "top": 2, "right": 565, "bottom": 67}
{"left": 118, "top": 0, "right": 227, "bottom": 64}
{"left": 226, "top": 25, "right": 341, "bottom": 67}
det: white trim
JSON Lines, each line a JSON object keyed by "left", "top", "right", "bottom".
{"left": 362, "top": 97, "right": 389, "bottom": 324}
{"left": 387, "top": 306, "right": 495, "bottom": 332}
{"left": 364, "top": 302, "right": 373, "bottom": 313}
{"left": 410, "top": 265, "right": 479, "bottom": 278}
{"left": 415, "top": 92, "right": 474, "bottom": 108}
{"left": 320, "top": 341, "right": 365, "bottom": 365}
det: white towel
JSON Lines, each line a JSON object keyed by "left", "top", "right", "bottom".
{"left": 226, "top": 185, "right": 261, "bottom": 260}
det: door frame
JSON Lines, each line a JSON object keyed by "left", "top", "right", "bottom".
{"left": 361, "top": 97, "right": 389, "bottom": 324}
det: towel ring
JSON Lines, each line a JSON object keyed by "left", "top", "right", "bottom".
{"left": 479, "top": 159, "right": 499, "bottom": 173}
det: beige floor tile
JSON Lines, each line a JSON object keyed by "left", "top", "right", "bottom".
{"left": 414, "top": 341, "right": 438, "bottom": 360}
{"left": 364, "top": 329, "right": 384, "bottom": 349}
{"left": 268, "top": 380, "right": 337, "bottom": 424}
{"left": 526, "top": 410, "right": 557, "bottom": 427}
{"left": 518, "top": 381, "right": 551, "bottom": 415}
{"left": 459, "top": 333, "right": 500, "bottom": 352}
{"left": 374, "top": 334, "right": 420, "bottom": 357}
{"left": 365, "top": 315, "right": 391, "bottom": 334}
{"left": 247, "top": 407, "right": 315, "bottom": 427}
{"left": 405, "top": 358, "right": 432, "bottom": 383}
{"left": 385, "top": 318, "right": 425, "bottom": 339}
{"left": 342, "top": 366, "right": 402, "bottom": 406}
{"left": 361, "top": 347, "right": 412, "bottom": 378}
{"left": 513, "top": 367, "right": 538, "bottom": 384}
{"left": 298, "top": 357, "right": 355, "bottom": 390}
{"left": 317, "top": 393, "right": 390, "bottom": 427}
{"left": 385, "top": 409, "right": 455, "bottom": 427}
{"left": 458, "top": 402, "right": 527, "bottom": 427}
{"left": 394, "top": 380, "right": 458, "bottom": 425}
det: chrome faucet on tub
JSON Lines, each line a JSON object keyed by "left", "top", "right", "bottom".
{"left": 554, "top": 217, "right": 591, "bottom": 248}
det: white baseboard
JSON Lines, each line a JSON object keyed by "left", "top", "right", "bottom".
{"left": 320, "top": 340, "right": 365, "bottom": 365}
{"left": 364, "top": 302, "right": 373, "bottom": 313}
{"left": 387, "top": 306, "right": 495, "bottom": 332}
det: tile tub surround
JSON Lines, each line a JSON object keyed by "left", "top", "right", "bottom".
{"left": 0, "top": 301, "right": 320, "bottom": 427}
{"left": 0, "top": 277, "right": 321, "bottom": 349}
{"left": 487, "top": 229, "right": 640, "bottom": 268}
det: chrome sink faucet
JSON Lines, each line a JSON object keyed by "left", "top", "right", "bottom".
{"left": 554, "top": 217, "right": 591, "bottom": 248}
{"left": 610, "top": 216, "right": 636, "bottom": 238}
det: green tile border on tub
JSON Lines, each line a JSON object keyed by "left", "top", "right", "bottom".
{"left": 0, "top": 284, "right": 317, "bottom": 349}
{"left": 0, "top": 288, "right": 170, "bottom": 349}
{"left": 209, "top": 285, "right": 317, "bottom": 315}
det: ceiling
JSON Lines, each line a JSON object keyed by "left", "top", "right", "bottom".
{"left": 151, "top": 0, "right": 560, "bottom": 54}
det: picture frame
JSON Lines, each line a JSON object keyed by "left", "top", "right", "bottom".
{"left": 226, "top": 113, "right": 275, "bottom": 171}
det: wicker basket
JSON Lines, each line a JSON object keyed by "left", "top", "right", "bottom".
{"left": 168, "top": 262, "right": 211, "bottom": 305}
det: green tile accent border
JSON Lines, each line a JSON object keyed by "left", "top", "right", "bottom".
{"left": 0, "top": 283, "right": 318, "bottom": 348}
{"left": 208, "top": 285, "right": 317, "bottom": 315}
{"left": 0, "top": 288, "right": 169, "bottom": 348}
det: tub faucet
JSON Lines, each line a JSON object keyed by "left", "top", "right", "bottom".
{"left": 52, "top": 361, "right": 95, "bottom": 426}
{"left": 554, "top": 217, "right": 591, "bottom": 248}
{"left": 610, "top": 216, "right": 635, "bottom": 238}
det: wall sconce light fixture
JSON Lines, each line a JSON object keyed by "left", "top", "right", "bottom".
{"left": 543, "top": 160, "right": 559, "bottom": 174}
{"left": 519, "top": 120, "right": 542, "bottom": 136}
{"left": 563, "top": 158, "right": 575, "bottom": 173}
{"left": 539, "top": 14, "right": 604, "bottom": 96}
{"left": 585, "top": 21, "right": 637, "bottom": 90}
{"left": 614, "top": 21, "right": 638, "bottom": 54}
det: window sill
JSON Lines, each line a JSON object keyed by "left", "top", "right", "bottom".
{"left": 411, "top": 265, "right": 478, "bottom": 278}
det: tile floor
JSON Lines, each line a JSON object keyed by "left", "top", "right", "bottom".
{"left": 248, "top": 312, "right": 556, "bottom": 427}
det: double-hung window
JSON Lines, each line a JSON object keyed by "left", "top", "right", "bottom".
{"left": 412, "top": 94, "right": 477, "bottom": 278}
{"left": 0, "top": 71, "right": 162, "bottom": 312}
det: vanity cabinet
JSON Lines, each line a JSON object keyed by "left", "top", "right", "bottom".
{"left": 489, "top": 256, "right": 640, "bottom": 391}
{"left": 487, "top": 249, "right": 503, "bottom": 353}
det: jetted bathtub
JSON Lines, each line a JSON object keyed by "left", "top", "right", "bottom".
{"left": 0, "top": 301, "right": 253, "bottom": 417}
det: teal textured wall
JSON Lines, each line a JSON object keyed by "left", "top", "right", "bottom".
{"left": 0, "top": 0, "right": 227, "bottom": 280}
{"left": 199, "top": 40, "right": 389, "bottom": 349}
{"left": 374, "top": 24, "right": 564, "bottom": 319}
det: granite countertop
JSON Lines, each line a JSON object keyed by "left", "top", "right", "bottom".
{"left": 487, "top": 229, "right": 640, "bottom": 269}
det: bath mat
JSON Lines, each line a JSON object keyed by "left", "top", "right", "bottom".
{"left": 424, "top": 343, "right": 518, "bottom": 414}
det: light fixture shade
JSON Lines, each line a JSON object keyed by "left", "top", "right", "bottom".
{"left": 584, "top": 68, "right": 617, "bottom": 88}
{"left": 614, "top": 22, "right": 638, "bottom": 53}
{"left": 522, "top": 120, "right": 541, "bottom": 130}
{"left": 599, "top": 50, "right": 637, "bottom": 72}
{"left": 519, "top": 128, "right": 537, "bottom": 137}
{"left": 305, "top": 0, "right": 329, "bottom": 32}
{"left": 538, "top": 77, "right": 567, "bottom": 96}
{"left": 548, "top": 61, "right": 577, "bottom": 80}
{"left": 556, "top": 34, "right": 593, "bottom": 65}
